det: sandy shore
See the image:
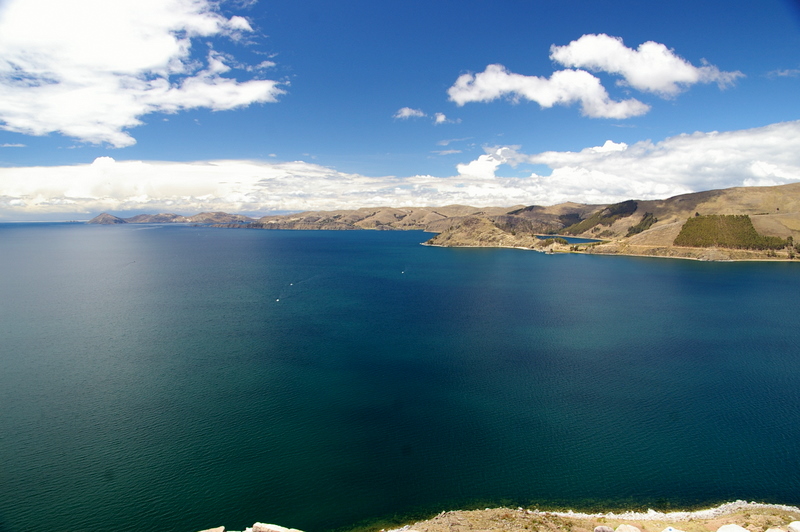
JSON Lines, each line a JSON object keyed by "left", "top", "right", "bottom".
{"left": 200, "top": 502, "right": 800, "bottom": 532}
{"left": 425, "top": 239, "right": 799, "bottom": 262}
{"left": 387, "top": 502, "right": 800, "bottom": 532}
{"left": 528, "top": 501, "right": 800, "bottom": 521}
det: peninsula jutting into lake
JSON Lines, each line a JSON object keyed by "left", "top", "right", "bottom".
{"left": 90, "top": 181, "right": 800, "bottom": 261}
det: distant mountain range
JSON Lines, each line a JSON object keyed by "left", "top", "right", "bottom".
{"left": 88, "top": 182, "right": 800, "bottom": 261}
{"left": 88, "top": 212, "right": 257, "bottom": 225}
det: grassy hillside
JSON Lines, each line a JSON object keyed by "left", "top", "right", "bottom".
{"left": 89, "top": 181, "right": 800, "bottom": 260}
{"left": 561, "top": 200, "right": 638, "bottom": 235}
{"left": 673, "top": 214, "right": 787, "bottom": 249}
{"left": 626, "top": 212, "right": 657, "bottom": 237}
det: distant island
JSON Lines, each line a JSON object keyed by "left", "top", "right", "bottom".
{"left": 88, "top": 182, "right": 800, "bottom": 261}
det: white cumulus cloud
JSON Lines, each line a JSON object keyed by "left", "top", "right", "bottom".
{"left": 456, "top": 147, "right": 522, "bottom": 179}
{"left": 1, "top": 121, "right": 798, "bottom": 219}
{"left": 454, "top": 121, "right": 800, "bottom": 204}
{"left": 588, "top": 140, "right": 628, "bottom": 153}
{"left": 0, "top": 0, "right": 285, "bottom": 147}
{"left": 448, "top": 64, "right": 650, "bottom": 118}
{"left": 550, "top": 34, "right": 744, "bottom": 97}
{"left": 449, "top": 34, "right": 742, "bottom": 118}
{"left": 433, "top": 112, "right": 461, "bottom": 125}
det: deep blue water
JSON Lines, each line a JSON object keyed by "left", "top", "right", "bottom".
{"left": 1, "top": 223, "right": 799, "bottom": 532}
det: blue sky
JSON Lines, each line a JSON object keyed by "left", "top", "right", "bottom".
{"left": 1, "top": 0, "right": 799, "bottom": 220}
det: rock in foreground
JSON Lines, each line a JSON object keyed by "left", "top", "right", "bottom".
{"left": 198, "top": 523, "right": 305, "bottom": 532}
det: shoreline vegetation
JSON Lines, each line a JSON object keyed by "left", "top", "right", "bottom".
{"left": 87, "top": 182, "right": 800, "bottom": 262}
{"left": 199, "top": 501, "right": 800, "bottom": 532}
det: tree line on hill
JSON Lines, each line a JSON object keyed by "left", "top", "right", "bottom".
{"left": 673, "top": 214, "right": 789, "bottom": 250}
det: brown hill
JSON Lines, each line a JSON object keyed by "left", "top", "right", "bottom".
{"left": 580, "top": 183, "right": 800, "bottom": 244}
{"left": 251, "top": 205, "right": 531, "bottom": 231}
{"left": 125, "top": 213, "right": 187, "bottom": 223}
{"left": 87, "top": 212, "right": 255, "bottom": 225}
{"left": 87, "top": 213, "right": 127, "bottom": 224}
{"left": 85, "top": 182, "right": 800, "bottom": 260}
{"left": 426, "top": 183, "right": 800, "bottom": 260}
{"left": 185, "top": 212, "right": 256, "bottom": 224}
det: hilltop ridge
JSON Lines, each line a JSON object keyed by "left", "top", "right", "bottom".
{"left": 87, "top": 211, "right": 256, "bottom": 224}
{"left": 88, "top": 182, "right": 800, "bottom": 261}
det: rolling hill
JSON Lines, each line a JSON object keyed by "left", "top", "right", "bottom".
{"left": 87, "top": 182, "right": 800, "bottom": 261}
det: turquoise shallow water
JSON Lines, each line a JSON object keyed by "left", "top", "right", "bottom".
{"left": 0, "top": 223, "right": 799, "bottom": 532}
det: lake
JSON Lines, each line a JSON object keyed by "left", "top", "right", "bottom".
{"left": 1, "top": 223, "right": 799, "bottom": 532}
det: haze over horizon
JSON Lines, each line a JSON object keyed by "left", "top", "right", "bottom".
{"left": 1, "top": 0, "right": 799, "bottom": 220}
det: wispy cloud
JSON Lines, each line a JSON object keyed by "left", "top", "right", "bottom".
{"left": 437, "top": 137, "right": 472, "bottom": 146}
{"left": 393, "top": 107, "right": 426, "bottom": 119}
{"left": 246, "top": 60, "right": 278, "bottom": 72}
{"left": 0, "top": 0, "right": 285, "bottom": 148}
{"left": 394, "top": 108, "right": 460, "bottom": 124}
{"left": 767, "top": 68, "right": 800, "bottom": 78}
{"left": 1, "top": 143, "right": 26, "bottom": 148}
{"left": 432, "top": 149, "right": 462, "bottom": 155}
{"left": 2, "top": 121, "right": 798, "bottom": 218}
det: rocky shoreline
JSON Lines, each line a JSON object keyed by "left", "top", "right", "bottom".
{"left": 87, "top": 181, "right": 800, "bottom": 262}
{"left": 198, "top": 501, "right": 800, "bottom": 532}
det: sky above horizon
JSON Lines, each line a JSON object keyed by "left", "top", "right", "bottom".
{"left": 1, "top": 0, "right": 800, "bottom": 220}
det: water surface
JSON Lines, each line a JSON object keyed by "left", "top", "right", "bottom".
{"left": 0, "top": 224, "right": 798, "bottom": 532}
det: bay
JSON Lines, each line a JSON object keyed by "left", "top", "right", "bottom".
{"left": 0, "top": 223, "right": 799, "bottom": 532}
